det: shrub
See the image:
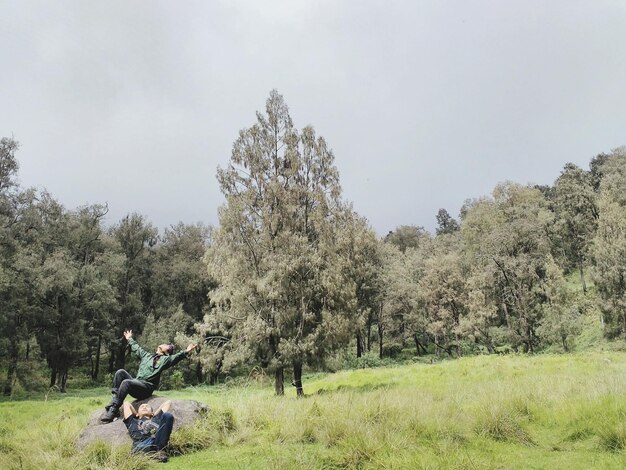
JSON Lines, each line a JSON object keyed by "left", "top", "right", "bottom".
{"left": 598, "top": 425, "right": 626, "bottom": 452}
{"left": 474, "top": 408, "right": 535, "bottom": 446}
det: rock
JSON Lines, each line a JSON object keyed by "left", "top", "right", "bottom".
{"left": 77, "top": 396, "right": 208, "bottom": 450}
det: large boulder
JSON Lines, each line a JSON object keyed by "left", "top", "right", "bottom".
{"left": 77, "top": 396, "right": 208, "bottom": 449}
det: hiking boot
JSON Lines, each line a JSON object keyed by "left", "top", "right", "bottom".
{"left": 100, "top": 406, "right": 120, "bottom": 423}
{"left": 104, "top": 392, "right": 117, "bottom": 411}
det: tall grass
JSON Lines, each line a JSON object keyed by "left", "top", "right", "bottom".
{"left": 1, "top": 352, "right": 626, "bottom": 469}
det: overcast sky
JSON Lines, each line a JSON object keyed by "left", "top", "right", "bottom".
{"left": 2, "top": 1, "right": 625, "bottom": 235}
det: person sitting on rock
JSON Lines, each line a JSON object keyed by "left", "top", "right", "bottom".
{"left": 101, "top": 329, "right": 196, "bottom": 422}
{"left": 123, "top": 399, "right": 174, "bottom": 462}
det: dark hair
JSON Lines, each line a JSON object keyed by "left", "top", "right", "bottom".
{"left": 165, "top": 344, "right": 175, "bottom": 355}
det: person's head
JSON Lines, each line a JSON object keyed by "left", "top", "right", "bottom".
{"left": 156, "top": 343, "right": 175, "bottom": 356}
{"left": 137, "top": 403, "right": 153, "bottom": 418}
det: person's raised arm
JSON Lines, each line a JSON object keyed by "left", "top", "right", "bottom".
{"left": 124, "top": 330, "right": 150, "bottom": 360}
{"left": 167, "top": 343, "right": 197, "bottom": 367}
{"left": 154, "top": 400, "right": 171, "bottom": 416}
{"left": 123, "top": 402, "right": 137, "bottom": 420}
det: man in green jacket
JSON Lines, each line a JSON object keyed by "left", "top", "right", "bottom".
{"left": 100, "top": 329, "right": 196, "bottom": 423}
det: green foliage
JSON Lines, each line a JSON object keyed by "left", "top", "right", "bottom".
{"left": 198, "top": 90, "right": 360, "bottom": 395}
{"left": 536, "top": 258, "right": 584, "bottom": 351}
{"left": 462, "top": 182, "right": 555, "bottom": 353}
{"left": 2, "top": 127, "right": 626, "bottom": 399}
{"left": 169, "top": 370, "right": 186, "bottom": 390}
{"left": 591, "top": 147, "right": 626, "bottom": 339}
{"left": 435, "top": 208, "right": 460, "bottom": 235}
{"left": 107, "top": 213, "right": 158, "bottom": 369}
{"left": 384, "top": 225, "right": 430, "bottom": 253}
{"left": 551, "top": 162, "right": 598, "bottom": 290}
{"left": 340, "top": 352, "right": 399, "bottom": 370}
{"left": 151, "top": 222, "right": 214, "bottom": 322}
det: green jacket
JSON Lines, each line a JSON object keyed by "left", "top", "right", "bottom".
{"left": 128, "top": 338, "right": 188, "bottom": 389}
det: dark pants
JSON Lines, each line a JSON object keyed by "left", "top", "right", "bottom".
{"left": 133, "top": 412, "right": 175, "bottom": 453}
{"left": 110, "top": 369, "right": 154, "bottom": 408}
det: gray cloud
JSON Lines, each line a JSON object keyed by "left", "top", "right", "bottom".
{"left": 2, "top": 0, "right": 625, "bottom": 233}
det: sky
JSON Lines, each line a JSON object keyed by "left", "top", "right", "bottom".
{"left": 1, "top": 1, "right": 625, "bottom": 235}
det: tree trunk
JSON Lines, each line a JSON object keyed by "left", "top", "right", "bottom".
{"left": 195, "top": 361, "right": 204, "bottom": 384}
{"left": 377, "top": 302, "right": 384, "bottom": 359}
{"left": 526, "top": 326, "right": 534, "bottom": 354}
{"left": 502, "top": 302, "right": 511, "bottom": 329}
{"left": 416, "top": 336, "right": 428, "bottom": 355}
{"left": 92, "top": 334, "right": 102, "bottom": 380}
{"left": 356, "top": 331, "right": 363, "bottom": 358}
{"left": 482, "top": 334, "right": 495, "bottom": 354}
{"left": 421, "top": 334, "right": 430, "bottom": 353}
{"left": 414, "top": 334, "right": 421, "bottom": 356}
{"left": 3, "top": 338, "right": 19, "bottom": 396}
{"left": 274, "top": 367, "right": 284, "bottom": 396}
{"left": 578, "top": 260, "right": 587, "bottom": 294}
{"left": 115, "top": 339, "right": 126, "bottom": 370}
{"left": 210, "top": 358, "right": 223, "bottom": 385}
{"left": 366, "top": 321, "right": 372, "bottom": 352}
{"left": 108, "top": 344, "right": 115, "bottom": 374}
{"left": 292, "top": 363, "right": 304, "bottom": 397}
{"left": 50, "top": 368, "right": 57, "bottom": 388}
{"left": 57, "top": 368, "right": 68, "bottom": 393}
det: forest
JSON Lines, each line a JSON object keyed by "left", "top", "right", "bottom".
{"left": 1, "top": 91, "right": 625, "bottom": 398}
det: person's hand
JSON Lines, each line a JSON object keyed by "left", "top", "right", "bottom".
{"left": 186, "top": 343, "right": 197, "bottom": 353}
{"left": 124, "top": 330, "right": 133, "bottom": 341}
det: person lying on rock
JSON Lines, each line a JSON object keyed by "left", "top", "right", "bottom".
{"left": 123, "top": 399, "right": 174, "bottom": 462}
{"left": 101, "top": 329, "right": 196, "bottom": 422}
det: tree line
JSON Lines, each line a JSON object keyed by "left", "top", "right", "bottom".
{"left": 2, "top": 91, "right": 625, "bottom": 396}
{"left": 0, "top": 137, "right": 214, "bottom": 394}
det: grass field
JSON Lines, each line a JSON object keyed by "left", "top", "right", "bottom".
{"left": 1, "top": 352, "right": 626, "bottom": 469}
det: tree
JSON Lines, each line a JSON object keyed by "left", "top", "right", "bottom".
{"left": 336, "top": 211, "right": 383, "bottom": 359}
{"left": 0, "top": 138, "right": 41, "bottom": 395}
{"left": 0, "top": 138, "right": 19, "bottom": 193}
{"left": 148, "top": 222, "right": 214, "bottom": 384}
{"left": 108, "top": 213, "right": 158, "bottom": 371}
{"left": 70, "top": 204, "right": 120, "bottom": 380}
{"left": 552, "top": 163, "right": 598, "bottom": 292}
{"left": 536, "top": 258, "right": 582, "bottom": 351}
{"left": 34, "top": 247, "right": 82, "bottom": 391}
{"left": 435, "top": 208, "right": 460, "bottom": 235}
{"left": 460, "top": 268, "right": 499, "bottom": 353}
{"left": 384, "top": 225, "right": 429, "bottom": 253}
{"left": 199, "top": 90, "right": 355, "bottom": 396}
{"left": 461, "top": 182, "right": 554, "bottom": 353}
{"left": 379, "top": 238, "right": 431, "bottom": 358}
{"left": 151, "top": 222, "right": 214, "bottom": 322}
{"left": 591, "top": 147, "right": 626, "bottom": 338}
{"left": 31, "top": 194, "right": 87, "bottom": 392}
{"left": 589, "top": 152, "right": 611, "bottom": 191}
{"left": 418, "top": 238, "right": 468, "bottom": 357}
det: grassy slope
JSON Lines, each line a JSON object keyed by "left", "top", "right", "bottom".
{"left": 2, "top": 352, "right": 626, "bottom": 469}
